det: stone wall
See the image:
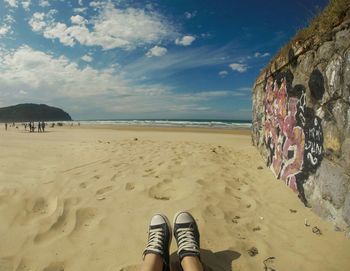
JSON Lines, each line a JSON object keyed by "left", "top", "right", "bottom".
{"left": 252, "top": 18, "right": 350, "bottom": 231}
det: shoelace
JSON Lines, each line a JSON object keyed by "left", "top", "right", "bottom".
{"left": 176, "top": 227, "right": 199, "bottom": 254}
{"left": 144, "top": 228, "right": 165, "bottom": 255}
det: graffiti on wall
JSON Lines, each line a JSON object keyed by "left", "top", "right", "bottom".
{"left": 263, "top": 69, "right": 324, "bottom": 204}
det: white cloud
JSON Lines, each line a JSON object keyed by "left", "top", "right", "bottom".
{"left": 4, "top": 0, "right": 17, "bottom": 7}
{"left": 39, "top": 0, "right": 50, "bottom": 7}
{"left": 254, "top": 52, "right": 270, "bottom": 58}
{"left": 44, "top": 22, "right": 75, "bottom": 46}
{"left": 0, "top": 46, "right": 247, "bottom": 119}
{"left": 89, "top": 1, "right": 104, "bottom": 9}
{"left": 184, "top": 11, "right": 197, "bottom": 19}
{"left": 71, "top": 15, "right": 87, "bottom": 25}
{"left": 0, "top": 25, "right": 11, "bottom": 36}
{"left": 29, "top": 2, "right": 176, "bottom": 50}
{"left": 0, "top": 45, "right": 128, "bottom": 97}
{"left": 146, "top": 46, "right": 167, "bottom": 57}
{"left": 78, "top": 0, "right": 83, "bottom": 5}
{"left": 73, "top": 7, "right": 87, "bottom": 13}
{"left": 21, "top": 0, "right": 31, "bottom": 10}
{"left": 229, "top": 63, "right": 248, "bottom": 73}
{"left": 4, "top": 15, "right": 15, "bottom": 24}
{"left": 218, "top": 70, "right": 228, "bottom": 77}
{"left": 175, "top": 35, "right": 196, "bottom": 46}
{"left": 0, "top": 15, "right": 14, "bottom": 37}
{"left": 81, "top": 54, "right": 93, "bottom": 62}
{"left": 29, "top": 12, "right": 47, "bottom": 31}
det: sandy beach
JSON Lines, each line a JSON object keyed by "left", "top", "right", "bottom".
{"left": 0, "top": 125, "right": 349, "bottom": 271}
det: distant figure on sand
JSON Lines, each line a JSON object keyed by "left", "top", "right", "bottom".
{"left": 5, "top": 123, "right": 7, "bottom": 130}
{"left": 29, "top": 122, "right": 34, "bottom": 133}
{"left": 38, "top": 122, "right": 42, "bottom": 133}
{"left": 41, "top": 121, "right": 45, "bottom": 132}
{"left": 141, "top": 211, "right": 203, "bottom": 271}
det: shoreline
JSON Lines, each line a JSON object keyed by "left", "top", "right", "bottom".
{"left": 1, "top": 123, "right": 252, "bottom": 136}
{"left": 71, "top": 124, "right": 252, "bottom": 136}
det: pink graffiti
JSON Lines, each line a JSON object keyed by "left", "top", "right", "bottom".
{"left": 264, "top": 76, "right": 305, "bottom": 192}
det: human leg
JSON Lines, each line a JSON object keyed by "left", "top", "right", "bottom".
{"left": 141, "top": 254, "right": 163, "bottom": 271}
{"left": 141, "top": 214, "right": 172, "bottom": 271}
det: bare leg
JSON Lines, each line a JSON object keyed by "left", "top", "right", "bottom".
{"left": 141, "top": 253, "right": 163, "bottom": 271}
{"left": 181, "top": 256, "right": 203, "bottom": 271}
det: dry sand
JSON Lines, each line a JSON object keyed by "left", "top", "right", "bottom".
{"left": 0, "top": 125, "right": 349, "bottom": 271}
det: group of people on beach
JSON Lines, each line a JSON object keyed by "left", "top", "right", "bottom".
{"left": 4, "top": 121, "right": 46, "bottom": 132}
{"left": 25, "top": 121, "right": 46, "bottom": 132}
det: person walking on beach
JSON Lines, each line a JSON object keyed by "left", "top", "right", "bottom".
{"left": 141, "top": 211, "right": 203, "bottom": 271}
{"left": 38, "top": 122, "right": 42, "bottom": 133}
{"left": 5, "top": 123, "right": 7, "bottom": 130}
{"left": 30, "top": 122, "right": 34, "bottom": 132}
{"left": 42, "top": 121, "right": 45, "bottom": 132}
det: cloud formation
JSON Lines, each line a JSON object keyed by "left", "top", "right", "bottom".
{"left": 0, "top": 25, "right": 11, "bottom": 36}
{"left": 21, "top": 0, "right": 31, "bottom": 10}
{"left": 175, "top": 35, "right": 196, "bottom": 46}
{"left": 0, "top": 46, "right": 249, "bottom": 118}
{"left": 254, "top": 52, "right": 270, "bottom": 58}
{"left": 218, "top": 70, "right": 228, "bottom": 77}
{"left": 146, "top": 46, "right": 167, "bottom": 57}
{"left": 4, "top": 0, "right": 17, "bottom": 7}
{"left": 28, "top": 2, "right": 176, "bottom": 50}
{"left": 229, "top": 63, "right": 248, "bottom": 73}
{"left": 81, "top": 54, "right": 93, "bottom": 62}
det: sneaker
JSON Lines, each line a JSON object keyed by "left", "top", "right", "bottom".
{"left": 173, "top": 211, "right": 201, "bottom": 262}
{"left": 143, "top": 214, "right": 172, "bottom": 271}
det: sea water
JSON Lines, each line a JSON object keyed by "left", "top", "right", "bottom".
{"left": 63, "top": 119, "right": 252, "bottom": 129}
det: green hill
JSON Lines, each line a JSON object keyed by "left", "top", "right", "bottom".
{"left": 0, "top": 104, "right": 72, "bottom": 122}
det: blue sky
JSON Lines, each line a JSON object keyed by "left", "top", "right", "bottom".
{"left": 0, "top": 0, "right": 328, "bottom": 120}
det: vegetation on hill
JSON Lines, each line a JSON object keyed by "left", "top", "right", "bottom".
{"left": 0, "top": 104, "right": 72, "bottom": 122}
{"left": 294, "top": 0, "right": 350, "bottom": 44}
{"left": 265, "top": 0, "right": 350, "bottom": 73}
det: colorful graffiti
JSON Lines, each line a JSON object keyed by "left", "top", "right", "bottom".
{"left": 264, "top": 70, "right": 323, "bottom": 204}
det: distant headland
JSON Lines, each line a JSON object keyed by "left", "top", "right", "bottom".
{"left": 0, "top": 103, "right": 72, "bottom": 122}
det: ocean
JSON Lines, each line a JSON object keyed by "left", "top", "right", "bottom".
{"left": 67, "top": 119, "right": 252, "bottom": 129}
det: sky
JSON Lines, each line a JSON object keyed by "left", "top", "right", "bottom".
{"left": 0, "top": 0, "right": 328, "bottom": 120}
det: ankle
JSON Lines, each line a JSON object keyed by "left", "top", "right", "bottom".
{"left": 141, "top": 253, "right": 163, "bottom": 271}
{"left": 181, "top": 255, "right": 203, "bottom": 271}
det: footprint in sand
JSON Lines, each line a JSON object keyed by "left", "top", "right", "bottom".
{"left": 143, "top": 168, "right": 156, "bottom": 177}
{"left": 71, "top": 207, "right": 99, "bottom": 234}
{"left": 110, "top": 174, "right": 117, "bottom": 182}
{"left": 31, "top": 197, "right": 57, "bottom": 215}
{"left": 148, "top": 179, "right": 173, "bottom": 201}
{"left": 196, "top": 179, "right": 206, "bottom": 186}
{"left": 125, "top": 182, "right": 135, "bottom": 191}
{"left": 95, "top": 186, "right": 114, "bottom": 196}
{"left": 79, "top": 182, "right": 89, "bottom": 189}
{"left": 42, "top": 262, "right": 65, "bottom": 271}
{"left": 34, "top": 197, "right": 79, "bottom": 244}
